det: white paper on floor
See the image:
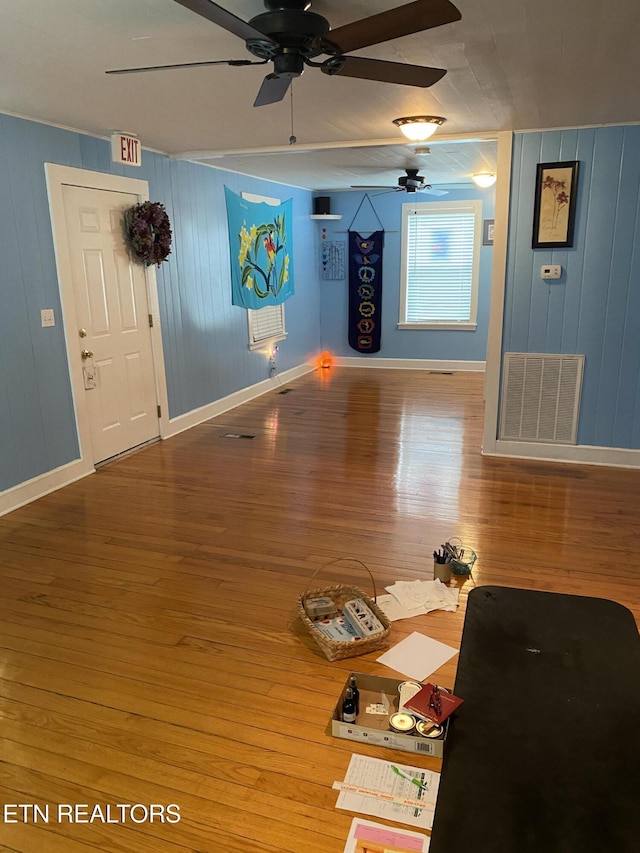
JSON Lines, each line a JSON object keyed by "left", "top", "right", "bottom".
{"left": 376, "top": 631, "right": 459, "bottom": 681}
{"left": 377, "top": 578, "right": 459, "bottom": 621}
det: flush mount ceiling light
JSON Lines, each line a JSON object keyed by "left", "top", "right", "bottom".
{"left": 393, "top": 116, "right": 446, "bottom": 142}
{"left": 471, "top": 172, "right": 497, "bottom": 188}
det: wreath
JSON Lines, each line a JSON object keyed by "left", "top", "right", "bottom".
{"left": 124, "top": 201, "right": 172, "bottom": 267}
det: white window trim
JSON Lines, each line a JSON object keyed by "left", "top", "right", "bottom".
{"left": 399, "top": 199, "right": 482, "bottom": 330}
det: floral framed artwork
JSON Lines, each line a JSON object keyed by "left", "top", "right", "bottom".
{"left": 532, "top": 161, "right": 579, "bottom": 248}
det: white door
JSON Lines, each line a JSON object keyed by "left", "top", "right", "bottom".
{"left": 62, "top": 185, "right": 160, "bottom": 464}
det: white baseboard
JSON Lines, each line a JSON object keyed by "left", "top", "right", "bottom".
{"left": 484, "top": 439, "right": 640, "bottom": 469}
{"left": 1, "top": 363, "right": 315, "bottom": 515}
{"left": 165, "top": 362, "right": 316, "bottom": 438}
{"left": 0, "top": 458, "right": 94, "bottom": 518}
{"left": 334, "top": 357, "right": 486, "bottom": 372}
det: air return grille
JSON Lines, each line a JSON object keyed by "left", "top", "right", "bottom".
{"left": 499, "top": 353, "right": 584, "bottom": 444}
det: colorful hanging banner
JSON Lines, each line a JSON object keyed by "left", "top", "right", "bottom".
{"left": 348, "top": 231, "right": 383, "bottom": 353}
{"left": 224, "top": 187, "right": 294, "bottom": 309}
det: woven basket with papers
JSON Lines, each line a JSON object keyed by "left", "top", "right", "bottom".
{"left": 297, "top": 557, "right": 391, "bottom": 662}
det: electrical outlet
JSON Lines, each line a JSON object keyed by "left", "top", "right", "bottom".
{"left": 41, "top": 308, "right": 55, "bottom": 327}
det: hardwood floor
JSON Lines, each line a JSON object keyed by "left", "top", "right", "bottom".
{"left": 0, "top": 368, "right": 638, "bottom": 852}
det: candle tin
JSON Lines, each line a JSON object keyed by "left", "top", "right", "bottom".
{"left": 389, "top": 712, "right": 417, "bottom": 734}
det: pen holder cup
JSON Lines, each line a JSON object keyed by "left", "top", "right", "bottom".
{"left": 448, "top": 547, "right": 477, "bottom": 575}
{"left": 433, "top": 559, "right": 452, "bottom": 583}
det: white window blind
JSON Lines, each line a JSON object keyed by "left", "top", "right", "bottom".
{"left": 400, "top": 200, "right": 481, "bottom": 328}
{"left": 247, "top": 304, "right": 286, "bottom": 350}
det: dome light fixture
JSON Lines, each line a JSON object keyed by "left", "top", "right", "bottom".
{"left": 471, "top": 172, "right": 497, "bottom": 188}
{"left": 392, "top": 116, "right": 446, "bottom": 142}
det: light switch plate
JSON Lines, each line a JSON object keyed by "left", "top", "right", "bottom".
{"left": 41, "top": 309, "right": 55, "bottom": 327}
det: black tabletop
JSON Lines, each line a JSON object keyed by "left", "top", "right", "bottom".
{"left": 430, "top": 586, "right": 640, "bottom": 853}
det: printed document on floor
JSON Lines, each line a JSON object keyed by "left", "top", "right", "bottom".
{"left": 334, "top": 754, "right": 439, "bottom": 830}
{"left": 342, "top": 817, "right": 430, "bottom": 852}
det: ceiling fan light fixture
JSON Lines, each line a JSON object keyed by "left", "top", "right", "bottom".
{"left": 471, "top": 172, "right": 497, "bottom": 188}
{"left": 393, "top": 116, "right": 446, "bottom": 142}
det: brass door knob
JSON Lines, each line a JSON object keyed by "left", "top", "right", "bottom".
{"left": 81, "top": 349, "right": 94, "bottom": 359}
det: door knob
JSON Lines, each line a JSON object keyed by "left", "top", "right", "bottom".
{"left": 81, "top": 349, "right": 94, "bottom": 359}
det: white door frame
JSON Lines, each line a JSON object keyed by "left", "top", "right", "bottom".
{"left": 45, "top": 164, "right": 170, "bottom": 472}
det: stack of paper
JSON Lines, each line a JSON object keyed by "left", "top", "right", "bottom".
{"left": 377, "top": 578, "right": 459, "bottom": 621}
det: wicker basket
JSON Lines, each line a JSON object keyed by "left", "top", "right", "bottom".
{"left": 297, "top": 557, "right": 391, "bottom": 662}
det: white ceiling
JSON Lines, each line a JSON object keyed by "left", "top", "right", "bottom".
{"left": 2, "top": 0, "right": 639, "bottom": 190}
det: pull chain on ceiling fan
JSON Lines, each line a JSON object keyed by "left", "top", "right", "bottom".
{"left": 107, "top": 0, "right": 462, "bottom": 108}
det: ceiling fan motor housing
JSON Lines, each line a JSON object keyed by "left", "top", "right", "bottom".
{"left": 399, "top": 169, "right": 426, "bottom": 192}
{"left": 247, "top": 4, "right": 330, "bottom": 60}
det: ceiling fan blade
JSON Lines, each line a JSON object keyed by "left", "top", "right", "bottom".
{"left": 324, "top": 0, "right": 461, "bottom": 55}
{"left": 106, "top": 59, "right": 259, "bottom": 75}
{"left": 423, "top": 188, "right": 449, "bottom": 196}
{"left": 351, "top": 185, "right": 397, "bottom": 189}
{"left": 322, "top": 56, "right": 446, "bottom": 88}
{"left": 173, "top": 0, "right": 277, "bottom": 45}
{"left": 254, "top": 73, "right": 293, "bottom": 107}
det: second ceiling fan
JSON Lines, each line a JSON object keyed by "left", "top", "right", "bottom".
{"left": 352, "top": 168, "right": 449, "bottom": 195}
{"left": 107, "top": 0, "right": 462, "bottom": 107}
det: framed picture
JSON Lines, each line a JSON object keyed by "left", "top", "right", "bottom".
{"left": 483, "top": 219, "right": 495, "bottom": 246}
{"left": 532, "top": 161, "right": 579, "bottom": 248}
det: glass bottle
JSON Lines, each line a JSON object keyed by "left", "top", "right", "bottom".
{"left": 349, "top": 675, "right": 360, "bottom": 715}
{"left": 342, "top": 686, "right": 357, "bottom": 722}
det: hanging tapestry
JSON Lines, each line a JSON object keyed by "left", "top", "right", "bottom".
{"left": 348, "top": 231, "right": 383, "bottom": 353}
{"left": 224, "top": 187, "right": 294, "bottom": 309}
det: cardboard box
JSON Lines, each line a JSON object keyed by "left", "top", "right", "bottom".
{"left": 330, "top": 672, "right": 450, "bottom": 758}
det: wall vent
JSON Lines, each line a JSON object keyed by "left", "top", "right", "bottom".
{"left": 500, "top": 353, "right": 584, "bottom": 444}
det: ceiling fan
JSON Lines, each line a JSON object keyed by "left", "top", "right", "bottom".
{"left": 352, "top": 168, "right": 449, "bottom": 195}
{"left": 107, "top": 0, "right": 461, "bottom": 107}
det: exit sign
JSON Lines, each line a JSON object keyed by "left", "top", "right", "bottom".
{"left": 111, "top": 133, "right": 141, "bottom": 167}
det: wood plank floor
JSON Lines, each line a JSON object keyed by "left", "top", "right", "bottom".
{"left": 0, "top": 368, "right": 638, "bottom": 852}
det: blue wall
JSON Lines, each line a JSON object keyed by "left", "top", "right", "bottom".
{"left": 0, "top": 113, "right": 320, "bottom": 493}
{"left": 505, "top": 126, "right": 640, "bottom": 449}
{"left": 316, "top": 187, "right": 495, "bottom": 361}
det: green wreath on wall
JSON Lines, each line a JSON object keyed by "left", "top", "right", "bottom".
{"left": 124, "top": 201, "right": 172, "bottom": 267}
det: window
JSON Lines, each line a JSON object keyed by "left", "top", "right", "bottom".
{"left": 399, "top": 199, "right": 482, "bottom": 330}
{"left": 247, "top": 304, "right": 286, "bottom": 350}
{"left": 242, "top": 191, "right": 287, "bottom": 351}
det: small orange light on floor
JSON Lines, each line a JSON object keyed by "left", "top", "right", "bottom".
{"left": 319, "top": 351, "right": 332, "bottom": 369}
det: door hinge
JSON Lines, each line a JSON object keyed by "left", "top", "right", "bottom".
{"left": 157, "top": 404, "right": 162, "bottom": 418}
{"left": 148, "top": 313, "right": 154, "bottom": 328}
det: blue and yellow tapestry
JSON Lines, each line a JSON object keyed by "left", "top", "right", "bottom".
{"left": 224, "top": 187, "right": 294, "bottom": 309}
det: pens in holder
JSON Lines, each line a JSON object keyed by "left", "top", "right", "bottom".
{"left": 391, "top": 765, "right": 429, "bottom": 792}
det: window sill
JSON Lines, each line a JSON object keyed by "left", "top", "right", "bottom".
{"left": 398, "top": 322, "right": 478, "bottom": 331}
{"left": 249, "top": 332, "right": 287, "bottom": 351}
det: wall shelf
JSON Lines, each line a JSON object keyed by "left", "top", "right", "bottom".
{"left": 309, "top": 214, "right": 342, "bottom": 220}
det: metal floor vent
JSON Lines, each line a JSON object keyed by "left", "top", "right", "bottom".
{"left": 278, "top": 388, "right": 293, "bottom": 394}
{"left": 500, "top": 353, "right": 584, "bottom": 444}
{"left": 222, "top": 433, "right": 256, "bottom": 440}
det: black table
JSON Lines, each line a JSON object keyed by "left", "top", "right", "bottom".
{"left": 430, "top": 586, "right": 640, "bottom": 852}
